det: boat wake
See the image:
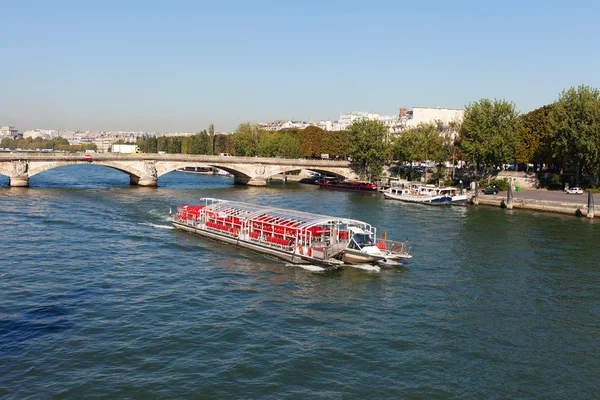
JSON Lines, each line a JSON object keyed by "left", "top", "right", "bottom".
{"left": 140, "top": 222, "right": 174, "bottom": 230}
{"left": 285, "top": 263, "right": 327, "bottom": 272}
{"left": 378, "top": 259, "right": 403, "bottom": 267}
{"left": 346, "top": 264, "right": 381, "bottom": 272}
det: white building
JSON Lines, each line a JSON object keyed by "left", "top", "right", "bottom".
{"left": 23, "top": 129, "right": 60, "bottom": 139}
{"left": 0, "top": 126, "right": 18, "bottom": 138}
{"left": 404, "top": 107, "right": 464, "bottom": 129}
{"left": 316, "top": 120, "right": 333, "bottom": 131}
{"left": 333, "top": 111, "right": 380, "bottom": 130}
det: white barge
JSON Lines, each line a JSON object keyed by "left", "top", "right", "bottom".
{"left": 171, "top": 198, "right": 411, "bottom": 267}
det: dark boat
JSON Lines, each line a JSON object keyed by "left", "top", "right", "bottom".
{"left": 299, "top": 173, "right": 325, "bottom": 185}
{"left": 316, "top": 179, "right": 378, "bottom": 192}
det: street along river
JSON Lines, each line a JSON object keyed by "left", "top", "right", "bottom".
{"left": 1, "top": 165, "right": 599, "bottom": 398}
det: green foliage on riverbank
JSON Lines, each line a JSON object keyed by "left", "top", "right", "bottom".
{"left": 459, "top": 99, "right": 519, "bottom": 172}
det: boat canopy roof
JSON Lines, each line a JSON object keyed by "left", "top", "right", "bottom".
{"left": 197, "top": 198, "right": 368, "bottom": 229}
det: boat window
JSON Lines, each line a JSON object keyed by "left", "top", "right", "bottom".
{"left": 352, "top": 234, "right": 373, "bottom": 247}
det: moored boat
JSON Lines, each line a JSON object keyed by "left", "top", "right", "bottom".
{"left": 316, "top": 179, "right": 378, "bottom": 192}
{"left": 298, "top": 172, "right": 324, "bottom": 185}
{"left": 171, "top": 198, "right": 411, "bottom": 268}
{"left": 384, "top": 183, "right": 462, "bottom": 205}
{"left": 177, "top": 166, "right": 215, "bottom": 174}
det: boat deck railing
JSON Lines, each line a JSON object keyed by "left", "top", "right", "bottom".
{"left": 375, "top": 238, "right": 411, "bottom": 256}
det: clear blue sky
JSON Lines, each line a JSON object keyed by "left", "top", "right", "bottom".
{"left": 1, "top": 0, "right": 599, "bottom": 132}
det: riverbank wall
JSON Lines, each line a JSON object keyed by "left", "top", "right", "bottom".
{"left": 474, "top": 194, "right": 592, "bottom": 217}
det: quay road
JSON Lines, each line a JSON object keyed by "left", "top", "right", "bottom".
{"left": 484, "top": 188, "right": 599, "bottom": 205}
{"left": 475, "top": 187, "right": 598, "bottom": 218}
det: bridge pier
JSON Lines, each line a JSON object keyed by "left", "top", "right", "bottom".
{"left": 234, "top": 176, "right": 268, "bottom": 186}
{"left": 129, "top": 175, "right": 158, "bottom": 187}
{"left": 9, "top": 176, "right": 30, "bottom": 187}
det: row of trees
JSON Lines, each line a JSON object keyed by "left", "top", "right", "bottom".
{"left": 131, "top": 84, "right": 600, "bottom": 184}
{"left": 0, "top": 137, "right": 96, "bottom": 152}
{"left": 135, "top": 123, "right": 350, "bottom": 160}
{"left": 460, "top": 85, "right": 600, "bottom": 184}
{"left": 330, "top": 84, "right": 600, "bottom": 184}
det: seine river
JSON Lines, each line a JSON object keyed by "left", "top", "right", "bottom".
{"left": 1, "top": 166, "right": 599, "bottom": 399}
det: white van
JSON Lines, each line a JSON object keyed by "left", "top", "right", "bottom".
{"left": 219, "top": 153, "right": 232, "bottom": 157}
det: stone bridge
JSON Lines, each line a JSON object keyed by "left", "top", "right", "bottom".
{"left": 0, "top": 153, "right": 360, "bottom": 187}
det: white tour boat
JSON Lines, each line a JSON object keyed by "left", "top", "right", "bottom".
{"left": 384, "top": 182, "right": 467, "bottom": 205}
{"left": 171, "top": 198, "right": 411, "bottom": 267}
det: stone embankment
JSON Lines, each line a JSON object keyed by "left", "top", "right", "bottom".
{"left": 472, "top": 192, "right": 595, "bottom": 218}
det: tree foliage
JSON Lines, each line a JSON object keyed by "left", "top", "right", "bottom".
{"left": 277, "top": 133, "right": 302, "bottom": 158}
{"left": 214, "top": 134, "right": 232, "bottom": 154}
{"left": 321, "top": 130, "right": 349, "bottom": 159}
{"left": 347, "top": 119, "right": 388, "bottom": 178}
{"left": 298, "top": 126, "right": 324, "bottom": 158}
{"left": 549, "top": 85, "right": 600, "bottom": 181}
{"left": 459, "top": 98, "right": 519, "bottom": 171}
{"left": 392, "top": 122, "right": 452, "bottom": 166}
{"left": 517, "top": 104, "right": 555, "bottom": 167}
{"left": 0, "top": 136, "right": 96, "bottom": 152}
{"left": 208, "top": 123, "right": 215, "bottom": 155}
{"left": 231, "top": 123, "right": 264, "bottom": 156}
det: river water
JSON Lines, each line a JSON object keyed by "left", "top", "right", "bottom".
{"left": 1, "top": 166, "right": 599, "bottom": 399}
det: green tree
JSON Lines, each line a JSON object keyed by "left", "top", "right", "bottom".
{"left": 347, "top": 119, "right": 389, "bottom": 179}
{"left": 181, "top": 136, "right": 191, "bottom": 154}
{"left": 278, "top": 133, "right": 302, "bottom": 158}
{"left": 549, "top": 85, "right": 600, "bottom": 183}
{"left": 214, "top": 134, "right": 230, "bottom": 154}
{"left": 157, "top": 137, "right": 168, "bottom": 153}
{"left": 231, "top": 123, "right": 263, "bottom": 156}
{"left": 198, "top": 130, "right": 210, "bottom": 154}
{"left": 459, "top": 98, "right": 519, "bottom": 173}
{"left": 257, "top": 132, "right": 280, "bottom": 157}
{"left": 167, "top": 137, "right": 181, "bottom": 154}
{"left": 517, "top": 104, "right": 555, "bottom": 170}
{"left": 392, "top": 122, "right": 451, "bottom": 164}
{"left": 188, "top": 135, "right": 201, "bottom": 154}
{"left": 208, "top": 123, "right": 215, "bottom": 155}
{"left": 139, "top": 136, "right": 157, "bottom": 153}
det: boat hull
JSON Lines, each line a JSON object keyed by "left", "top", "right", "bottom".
{"left": 317, "top": 181, "right": 378, "bottom": 192}
{"left": 340, "top": 249, "right": 386, "bottom": 264}
{"left": 384, "top": 192, "right": 452, "bottom": 205}
{"left": 172, "top": 221, "right": 343, "bottom": 267}
{"left": 451, "top": 194, "right": 468, "bottom": 206}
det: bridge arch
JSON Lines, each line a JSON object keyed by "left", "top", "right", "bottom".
{"left": 157, "top": 162, "right": 349, "bottom": 180}
{"left": 28, "top": 161, "right": 144, "bottom": 181}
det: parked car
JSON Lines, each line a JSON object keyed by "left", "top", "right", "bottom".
{"left": 482, "top": 187, "right": 499, "bottom": 195}
{"left": 566, "top": 187, "right": 583, "bottom": 195}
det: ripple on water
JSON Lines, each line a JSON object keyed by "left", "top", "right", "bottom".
{"left": 1, "top": 170, "right": 599, "bottom": 398}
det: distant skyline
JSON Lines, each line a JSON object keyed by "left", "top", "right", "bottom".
{"left": 2, "top": 0, "right": 599, "bottom": 132}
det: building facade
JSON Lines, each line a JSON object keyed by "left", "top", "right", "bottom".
{"left": 0, "top": 126, "right": 18, "bottom": 138}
